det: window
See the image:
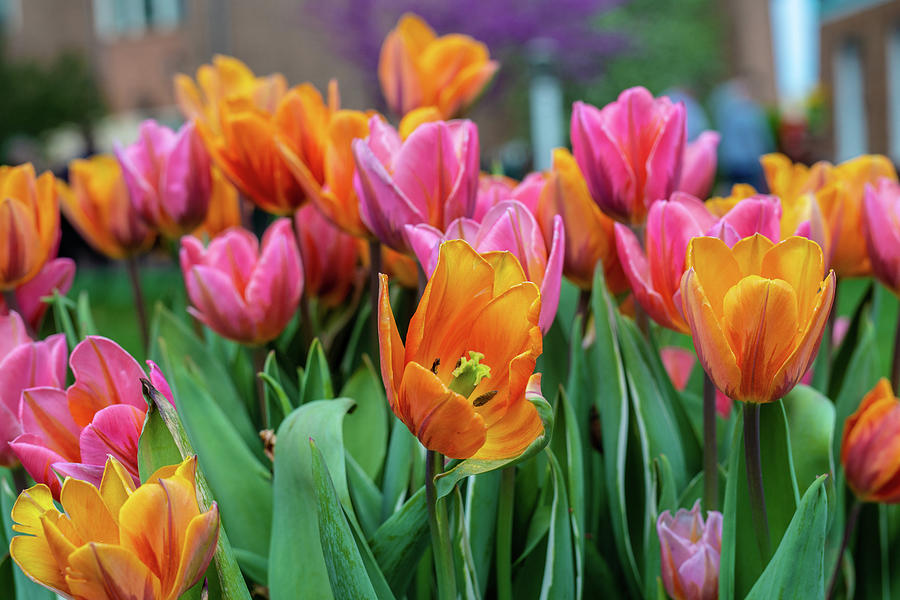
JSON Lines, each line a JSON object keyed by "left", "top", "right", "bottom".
{"left": 833, "top": 39, "right": 868, "bottom": 161}
{"left": 0, "top": 0, "right": 22, "bottom": 31}
{"left": 93, "top": 0, "right": 184, "bottom": 38}
{"left": 887, "top": 27, "right": 900, "bottom": 162}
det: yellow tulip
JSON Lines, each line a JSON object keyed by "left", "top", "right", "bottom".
{"left": 10, "top": 456, "right": 218, "bottom": 600}
{"left": 680, "top": 235, "right": 835, "bottom": 403}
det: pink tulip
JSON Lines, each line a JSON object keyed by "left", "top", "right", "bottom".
{"left": 863, "top": 179, "right": 900, "bottom": 295}
{"left": 474, "top": 172, "right": 545, "bottom": 220}
{"left": 180, "top": 219, "right": 303, "bottom": 345}
{"left": 406, "top": 200, "right": 564, "bottom": 332}
{"left": 353, "top": 116, "right": 479, "bottom": 253}
{"left": 678, "top": 132, "right": 720, "bottom": 200}
{"left": 572, "top": 87, "right": 687, "bottom": 225}
{"left": 0, "top": 257, "right": 75, "bottom": 332}
{"left": 616, "top": 193, "right": 784, "bottom": 333}
{"left": 657, "top": 501, "right": 722, "bottom": 600}
{"left": 0, "top": 312, "right": 67, "bottom": 466}
{"left": 10, "top": 336, "right": 170, "bottom": 496}
{"left": 115, "top": 119, "right": 212, "bottom": 238}
{"left": 295, "top": 204, "right": 361, "bottom": 307}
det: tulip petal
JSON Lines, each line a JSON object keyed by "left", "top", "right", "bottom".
{"left": 78, "top": 404, "right": 145, "bottom": 482}
{"left": 686, "top": 237, "right": 743, "bottom": 317}
{"left": 761, "top": 236, "right": 825, "bottom": 325}
{"left": 378, "top": 273, "right": 406, "bottom": 415}
{"left": 537, "top": 215, "right": 565, "bottom": 332}
{"left": 8, "top": 434, "right": 66, "bottom": 496}
{"left": 60, "top": 476, "right": 119, "bottom": 544}
{"left": 10, "top": 483, "right": 56, "bottom": 536}
{"left": 67, "top": 336, "right": 147, "bottom": 427}
{"left": 172, "top": 506, "right": 220, "bottom": 596}
{"left": 19, "top": 387, "right": 81, "bottom": 461}
{"left": 66, "top": 542, "right": 162, "bottom": 600}
{"left": 10, "top": 534, "right": 70, "bottom": 596}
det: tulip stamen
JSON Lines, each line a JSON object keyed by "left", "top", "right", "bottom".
{"left": 472, "top": 390, "right": 498, "bottom": 407}
{"left": 431, "top": 358, "right": 440, "bottom": 374}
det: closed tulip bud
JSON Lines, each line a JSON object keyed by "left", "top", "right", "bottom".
{"left": 863, "top": 178, "right": 900, "bottom": 295}
{"left": 657, "top": 501, "right": 723, "bottom": 600}
{"left": 0, "top": 164, "right": 60, "bottom": 290}
{"left": 61, "top": 155, "right": 155, "bottom": 259}
{"left": 10, "top": 456, "right": 218, "bottom": 600}
{"left": 175, "top": 54, "right": 287, "bottom": 130}
{"left": 678, "top": 131, "right": 720, "bottom": 200}
{"left": 841, "top": 378, "right": 900, "bottom": 503}
{"left": 406, "top": 200, "right": 564, "bottom": 332}
{"left": 0, "top": 312, "right": 67, "bottom": 467}
{"left": 379, "top": 13, "right": 498, "bottom": 119}
{"left": 680, "top": 235, "right": 835, "bottom": 403}
{"left": 115, "top": 120, "right": 212, "bottom": 238}
{"left": 537, "top": 148, "right": 627, "bottom": 292}
{"left": 180, "top": 219, "right": 303, "bottom": 345}
{"left": 571, "top": 88, "right": 686, "bottom": 225}
{"left": 10, "top": 336, "right": 172, "bottom": 496}
{"left": 0, "top": 257, "right": 74, "bottom": 332}
{"left": 353, "top": 116, "right": 479, "bottom": 253}
{"left": 378, "top": 240, "right": 544, "bottom": 459}
{"left": 295, "top": 204, "right": 361, "bottom": 307}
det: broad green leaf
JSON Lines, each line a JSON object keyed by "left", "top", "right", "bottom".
{"left": 310, "top": 440, "right": 379, "bottom": 599}
{"left": 370, "top": 487, "right": 429, "bottom": 596}
{"left": 268, "top": 398, "right": 355, "bottom": 599}
{"left": 464, "top": 469, "right": 501, "bottom": 596}
{"left": 137, "top": 398, "right": 182, "bottom": 481}
{"left": 782, "top": 385, "right": 835, "bottom": 506}
{"left": 832, "top": 319, "right": 878, "bottom": 462}
{"left": 540, "top": 449, "right": 575, "bottom": 600}
{"left": 549, "top": 388, "right": 584, "bottom": 598}
{"left": 140, "top": 382, "right": 250, "bottom": 600}
{"left": 347, "top": 453, "right": 383, "bottom": 539}
{"left": 434, "top": 390, "right": 554, "bottom": 499}
{"left": 300, "top": 338, "right": 334, "bottom": 405}
{"left": 381, "top": 418, "right": 415, "bottom": 521}
{"left": 745, "top": 475, "right": 829, "bottom": 599}
{"left": 719, "top": 414, "right": 743, "bottom": 600}
{"left": 341, "top": 358, "right": 389, "bottom": 481}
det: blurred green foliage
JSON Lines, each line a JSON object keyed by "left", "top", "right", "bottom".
{"left": 577, "top": 0, "right": 726, "bottom": 105}
{"left": 0, "top": 45, "right": 105, "bottom": 161}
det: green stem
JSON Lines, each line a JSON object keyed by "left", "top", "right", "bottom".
{"left": 425, "top": 450, "right": 456, "bottom": 600}
{"left": 496, "top": 466, "right": 516, "bottom": 600}
{"left": 826, "top": 500, "right": 861, "bottom": 600}
{"left": 3, "top": 289, "right": 36, "bottom": 339}
{"left": 252, "top": 346, "right": 269, "bottom": 430}
{"left": 126, "top": 257, "right": 149, "bottom": 353}
{"left": 891, "top": 312, "right": 900, "bottom": 391}
{"left": 703, "top": 374, "right": 718, "bottom": 511}
{"left": 743, "top": 403, "right": 770, "bottom": 560}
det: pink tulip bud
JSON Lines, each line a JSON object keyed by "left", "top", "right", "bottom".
{"left": 180, "top": 219, "right": 303, "bottom": 345}
{"left": 0, "top": 312, "right": 67, "bottom": 467}
{"left": 0, "top": 257, "right": 75, "bottom": 332}
{"left": 678, "top": 132, "right": 720, "bottom": 201}
{"left": 474, "top": 172, "right": 545, "bottom": 221}
{"left": 115, "top": 119, "right": 212, "bottom": 238}
{"left": 657, "top": 501, "right": 722, "bottom": 600}
{"left": 294, "top": 204, "right": 361, "bottom": 307}
{"left": 353, "top": 116, "right": 479, "bottom": 253}
{"left": 863, "top": 179, "right": 900, "bottom": 295}
{"left": 406, "top": 200, "right": 564, "bottom": 332}
{"left": 10, "top": 336, "right": 170, "bottom": 495}
{"left": 572, "top": 87, "right": 687, "bottom": 225}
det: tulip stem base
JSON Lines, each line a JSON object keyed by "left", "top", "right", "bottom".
{"left": 496, "top": 466, "right": 515, "bottom": 600}
{"left": 369, "top": 240, "right": 382, "bottom": 335}
{"left": 425, "top": 450, "right": 456, "bottom": 600}
{"left": 126, "top": 258, "right": 149, "bottom": 352}
{"left": 743, "top": 403, "right": 770, "bottom": 561}
{"left": 703, "top": 374, "right": 718, "bottom": 511}
{"left": 2, "top": 290, "right": 36, "bottom": 339}
{"left": 826, "top": 500, "right": 862, "bottom": 600}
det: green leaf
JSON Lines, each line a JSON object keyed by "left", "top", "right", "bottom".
{"left": 464, "top": 470, "right": 501, "bottom": 597}
{"left": 75, "top": 290, "right": 98, "bottom": 337}
{"left": 745, "top": 475, "right": 829, "bottom": 599}
{"left": 782, "top": 385, "right": 835, "bottom": 507}
{"left": 260, "top": 350, "right": 295, "bottom": 431}
{"left": 310, "top": 440, "right": 379, "bottom": 599}
{"left": 832, "top": 318, "right": 879, "bottom": 463}
{"left": 347, "top": 453, "right": 383, "bottom": 539}
{"left": 549, "top": 387, "right": 584, "bottom": 598}
{"left": 540, "top": 449, "right": 575, "bottom": 600}
{"left": 300, "top": 338, "right": 334, "bottom": 405}
{"left": 370, "top": 487, "right": 430, "bottom": 596}
{"left": 434, "top": 389, "right": 554, "bottom": 499}
{"left": 380, "top": 418, "right": 415, "bottom": 521}
{"left": 50, "top": 289, "right": 79, "bottom": 350}
{"left": 137, "top": 397, "right": 182, "bottom": 481}
{"left": 140, "top": 382, "right": 251, "bottom": 600}
{"left": 268, "top": 398, "right": 355, "bottom": 599}
{"left": 719, "top": 413, "right": 743, "bottom": 600}
{"left": 341, "top": 358, "right": 389, "bottom": 481}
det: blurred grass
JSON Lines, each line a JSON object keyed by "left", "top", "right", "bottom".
{"left": 68, "top": 264, "right": 185, "bottom": 361}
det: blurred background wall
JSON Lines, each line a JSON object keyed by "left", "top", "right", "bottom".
{"left": 0, "top": 0, "right": 897, "bottom": 176}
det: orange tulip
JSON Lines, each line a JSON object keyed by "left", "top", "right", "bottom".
{"left": 0, "top": 164, "right": 59, "bottom": 290}
{"left": 680, "top": 235, "right": 835, "bottom": 403}
{"left": 760, "top": 152, "right": 832, "bottom": 204}
{"left": 536, "top": 148, "right": 627, "bottom": 292}
{"left": 198, "top": 82, "right": 333, "bottom": 215}
{"left": 10, "top": 456, "right": 219, "bottom": 600}
{"left": 816, "top": 155, "right": 897, "bottom": 277}
{"left": 379, "top": 13, "right": 498, "bottom": 119}
{"left": 378, "top": 239, "right": 544, "bottom": 459}
{"left": 192, "top": 167, "right": 245, "bottom": 240}
{"left": 60, "top": 155, "right": 156, "bottom": 259}
{"left": 174, "top": 54, "right": 287, "bottom": 131}
{"left": 841, "top": 378, "right": 900, "bottom": 503}
{"left": 705, "top": 183, "right": 758, "bottom": 217}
